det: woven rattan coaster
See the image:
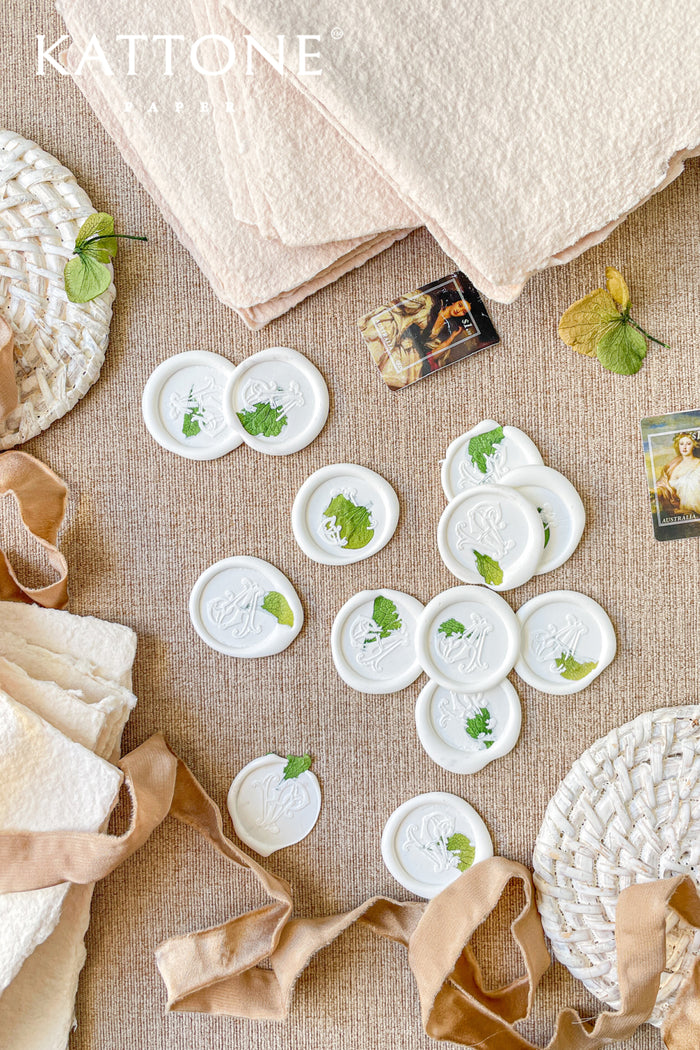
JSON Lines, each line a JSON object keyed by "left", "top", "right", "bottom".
{"left": 534, "top": 706, "right": 700, "bottom": 1027}
{"left": 0, "top": 130, "right": 114, "bottom": 448}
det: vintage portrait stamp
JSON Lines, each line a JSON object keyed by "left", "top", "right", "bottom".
{"left": 640, "top": 410, "right": 700, "bottom": 540}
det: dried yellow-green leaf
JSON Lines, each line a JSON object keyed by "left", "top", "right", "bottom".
{"left": 605, "top": 266, "right": 631, "bottom": 310}
{"left": 557, "top": 288, "right": 619, "bottom": 356}
{"left": 595, "top": 320, "right": 647, "bottom": 375}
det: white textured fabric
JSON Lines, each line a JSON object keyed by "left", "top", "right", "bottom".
{"left": 0, "top": 693, "right": 122, "bottom": 995}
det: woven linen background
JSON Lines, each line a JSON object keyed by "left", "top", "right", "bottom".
{"left": 3, "top": 5, "right": 700, "bottom": 1049}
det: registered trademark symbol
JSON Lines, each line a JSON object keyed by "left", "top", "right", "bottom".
{"left": 330, "top": 27, "right": 343, "bottom": 40}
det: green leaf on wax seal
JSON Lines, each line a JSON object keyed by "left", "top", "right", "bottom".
{"left": 446, "top": 832, "right": 476, "bottom": 871}
{"left": 322, "top": 493, "right": 374, "bottom": 549}
{"left": 555, "top": 652, "right": 598, "bottom": 681}
{"left": 438, "top": 617, "right": 465, "bottom": 638}
{"left": 467, "top": 426, "right": 504, "bottom": 473}
{"left": 537, "top": 508, "right": 551, "bottom": 548}
{"left": 261, "top": 591, "right": 294, "bottom": 627}
{"left": 464, "top": 707, "right": 494, "bottom": 748}
{"left": 557, "top": 266, "right": 669, "bottom": 376}
{"left": 237, "top": 401, "right": 287, "bottom": 437}
{"left": 283, "top": 753, "right": 312, "bottom": 780}
{"left": 473, "top": 550, "right": 503, "bottom": 586}
{"left": 370, "top": 595, "right": 402, "bottom": 640}
{"left": 64, "top": 212, "right": 147, "bottom": 303}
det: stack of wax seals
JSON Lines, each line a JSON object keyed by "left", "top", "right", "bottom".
{"left": 439, "top": 419, "right": 586, "bottom": 586}
{"left": 142, "top": 346, "right": 329, "bottom": 460}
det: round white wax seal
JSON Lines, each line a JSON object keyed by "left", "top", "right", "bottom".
{"left": 189, "top": 556, "right": 303, "bottom": 657}
{"left": 227, "top": 754, "right": 321, "bottom": 857}
{"left": 224, "top": 346, "right": 329, "bottom": 455}
{"left": 381, "top": 792, "right": 493, "bottom": 899}
{"left": 515, "top": 590, "right": 616, "bottom": 695}
{"left": 331, "top": 589, "right": 424, "bottom": 694}
{"left": 292, "top": 464, "right": 400, "bottom": 565}
{"left": 415, "top": 586, "right": 520, "bottom": 691}
{"left": 437, "top": 485, "right": 544, "bottom": 590}
{"left": 415, "top": 679, "right": 521, "bottom": 774}
{"left": 498, "top": 466, "right": 585, "bottom": 575}
{"left": 142, "top": 350, "right": 243, "bottom": 460}
{"left": 441, "top": 419, "right": 543, "bottom": 501}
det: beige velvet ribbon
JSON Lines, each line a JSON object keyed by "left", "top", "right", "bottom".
{"left": 0, "top": 450, "right": 69, "bottom": 608}
{"left": 0, "top": 317, "right": 18, "bottom": 422}
{"left": 0, "top": 733, "right": 698, "bottom": 1048}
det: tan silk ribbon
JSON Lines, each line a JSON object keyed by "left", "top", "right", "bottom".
{"left": 0, "top": 450, "right": 68, "bottom": 608}
{"left": 0, "top": 317, "right": 18, "bottom": 422}
{"left": 0, "top": 733, "right": 698, "bottom": 1049}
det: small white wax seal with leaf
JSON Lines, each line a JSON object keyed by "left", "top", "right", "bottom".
{"left": 498, "top": 465, "right": 585, "bottom": 575}
{"left": 142, "top": 350, "right": 242, "bottom": 460}
{"left": 224, "top": 346, "right": 329, "bottom": 455}
{"left": 227, "top": 753, "right": 321, "bottom": 857}
{"left": 331, "top": 589, "right": 424, "bottom": 694}
{"left": 441, "top": 420, "right": 543, "bottom": 501}
{"left": 414, "top": 586, "right": 520, "bottom": 691}
{"left": 381, "top": 792, "right": 493, "bottom": 899}
{"left": 515, "top": 590, "right": 616, "bottom": 695}
{"left": 189, "top": 556, "right": 303, "bottom": 657}
{"left": 415, "top": 679, "right": 521, "bottom": 774}
{"left": 437, "top": 484, "right": 544, "bottom": 590}
{"left": 292, "top": 463, "right": 400, "bottom": 565}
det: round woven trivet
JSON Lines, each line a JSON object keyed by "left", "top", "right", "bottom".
{"left": 533, "top": 706, "right": 700, "bottom": 1028}
{"left": 0, "top": 130, "right": 114, "bottom": 449}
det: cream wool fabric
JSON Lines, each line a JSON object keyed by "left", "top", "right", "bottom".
{"left": 224, "top": 0, "right": 700, "bottom": 301}
{"left": 0, "top": 692, "right": 122, "bottom": 994}
{"left": 55, "top": 0, "right": 410, "bottom": 329}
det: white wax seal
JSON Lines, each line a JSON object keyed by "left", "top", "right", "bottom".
{"left": 441, "top": 419, "right": 543, "bottom": 501}
{"left": 415, "top": 679, "right": 521, "bottom": 773}
{"left": 415, "top": 586, "right": 520, "bottom": 691}
{"left": 292, "top": 464, "right": 400, "bottom": 565}
{"left": 515, "top": 590, "right": 616, "bottom": 695}
{"left": 498, "top": 466, "right": 585, "bottom": 575}
{"left": 142, "top": 351, "right": 243, "bottom": 460}
{"left": 331, "top": 589, "right": 424, "bottom": 694}
{"left": 437, "top": 485, "right": 544, "bottom": 590}
{"left": 224, "top": 346, "right": 329, "bottom": 455}
{"left": 381, "top": 792, "right": 493, "bottom": 899}
{"left": 227, "top": 753, "right": 321, "bottom": 857}
{"left": 189, "top": 556, "right": 303, "bottom": 657}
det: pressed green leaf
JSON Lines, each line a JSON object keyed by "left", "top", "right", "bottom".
{"left": 555, "top": 652, "right": 598, "bottom": 681}
{"left": 438, "top": 617, "right": 465, "bottom": 638}
{"left": 558, "top": 288, "right": 620, "bottom": 357}
{"left": 605, "top": 266, "right": 630, "bottom": 310}
{"left": 323, "top": 493, "right": 374, "bottom": 549}
{"left": 75, "top": 212, "right": 117, "bottom": 260}
{"left": 283, "top": 753, "right": 312, "bottom": 780}
{"left": 467, "top": 426, "right": 504, "bottom": 474}
{"left": 182, "top": 412, "right": 201, "bottom": 438}
{"left": 370, "top": 595, "right": 401, "bottom": 640}
{"left": 237, "top": 401, "right": 287, "bottom": 437}
{"left": 262, "top": 590, "right": 294, "bottom": 627}
{"left": 63, "top": 253, "right": 112, "bottom": 303}
{"left": 537, "top": 508, "right": 551, "bottom": 548}
{"left": 595, "top": 320, "right": 647, "bottom": 375}
{"left": 446, "top": 832, "right": 476, "bottom": 871}
{"left": 473, "top": 549, "right": 503, "bottom": 586}
{"left": 465, "top": 706, "right": 494, "bottom": 748}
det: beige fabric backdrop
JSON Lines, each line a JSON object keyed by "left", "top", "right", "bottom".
{"left": 3, "top": 5, "right": 700, "bottom": 1049}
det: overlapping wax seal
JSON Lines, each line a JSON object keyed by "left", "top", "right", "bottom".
{"left": 441, "top": 419, "right": 543, "bottom": 501}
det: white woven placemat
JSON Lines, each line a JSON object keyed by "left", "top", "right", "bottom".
{"left": 0, "top": 130, "right": 114, "bottom": 449}
{"left": 533, "top": 706, "right": 700, "bottom": 1027}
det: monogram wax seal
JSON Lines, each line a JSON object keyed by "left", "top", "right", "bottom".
{"left": 441, "top": 419, "right": 543, "bottom": 501}
{"left": 515, "top": 590, "right": 616, "bottom": 695}
{"left": 142, "top": 350, "right": 242, "bottom": 460}
{"left": 415, "top": 679, "right": 521, "bottom": 773}
{"left": 498, "top": 465, "right": 585, "bottom": 575}
{"left": 227, "top": 753, "right": 321, "bottom": 856}
{"left": 189, "top": 556, "right": 303, "bottom": 657}
{"left": 224, "top": 346, "right": 329, "bottom": 455}
{"left": 437, "top": 485, "right": 544, "bottom": 590}
{"left": 414, "top": 586, "right": 520, "bottom": 691}
{"left": 331, "top": 589, "right": 424, "bottom": 694}
{"left": 381, "top": 792, "right": 493, "bottom": 899}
